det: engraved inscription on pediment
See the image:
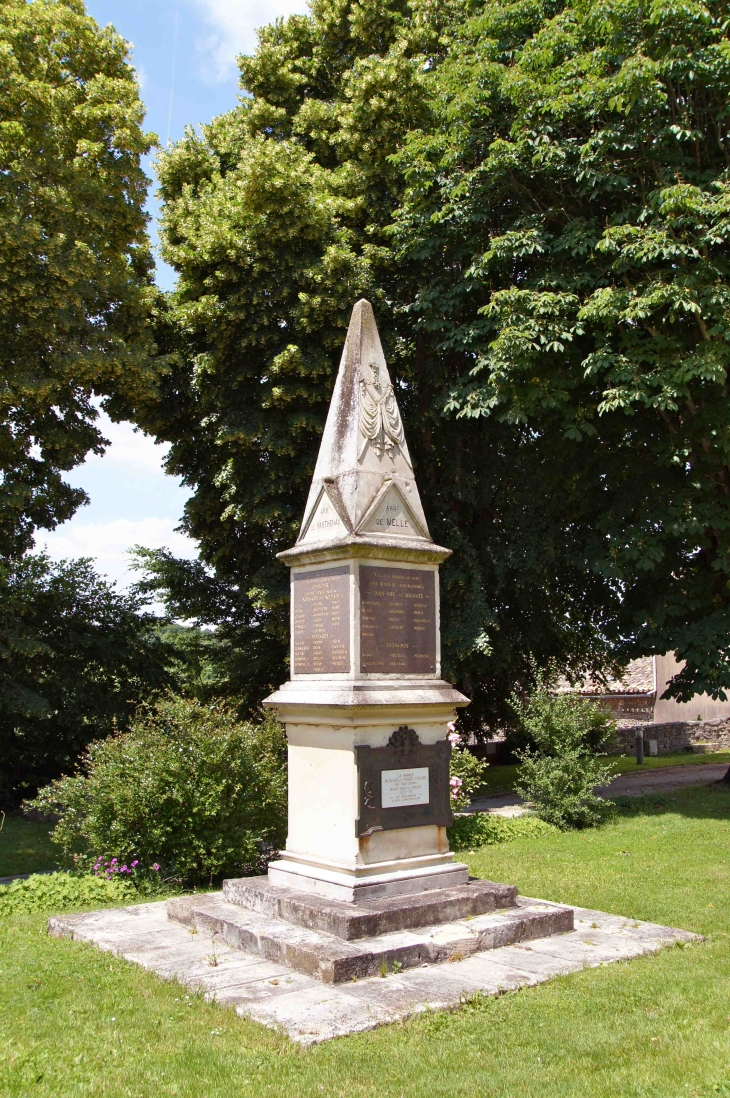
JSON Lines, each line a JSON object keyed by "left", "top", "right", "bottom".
{"left": 299, "top": 488, "right": 348, "bottom": 543}
{"left": 360, "top": 483, "right": 426, "bottom": 539}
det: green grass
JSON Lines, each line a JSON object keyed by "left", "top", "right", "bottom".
{"left": 476, "top": 750, "right": 730, "bottom": 795}
{"left": 0, "top": 813, "right": 59, "bottom": 878}
{"left": 1, "top": 785, "right": 729, "bottom": 1097}
{"left": 609, "top": 751, "right": 730, "bottom": 775}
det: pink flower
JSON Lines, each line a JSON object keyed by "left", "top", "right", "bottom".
{"left": 447, "top": 721, "right": 456, "bottom": 733}
{"left": 447, "top": 731, "right": 462, "bottom": 746}
{"left": 110, "top": 858, "right": 117, "bottom": 865}
{"left": 131, "top": 860, "right": 139, "bottom": 868}
{"left": 152, "top": 863, "right": 160, "bottom": 871}
{"left": 449, "top": 776, "right": 464, "bottom": 799}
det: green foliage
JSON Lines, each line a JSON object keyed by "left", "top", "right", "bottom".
{"left": 27, "top": 696, "right": 288, "bottom": 886}
{"left": 510, "top": 669, "right": 615, "bottom": 828}
{"left": 515, "top": 752, "right": 614, "bottom": 830}
{"left": 134, "top": 0, "right": 622, "bottom": 727}
{"left": 396, "top": 0, "right": 730, "bottom": 701}
{"left": 155, "top": 622, "right": 233, "bottom": 702}
{"left": 508, "top": 663, "right": 617, "bottom": 757}
{"left": 449, "top": 811, "right": 557, "bottom": 851}
{"left": 0, "top": 0, "right": 159, "bottom": 557}
{"left": 0, "top": 871, "right": 131, "bottom": 916}
{"left": 449, "top": 727, "right": 489, "bottom": 809}
{"left": 0, "top": 554, "right": 173, "bottom": 807}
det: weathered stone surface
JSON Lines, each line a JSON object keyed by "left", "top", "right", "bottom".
{"left": 222, "top": 875, "right": 518, "bottom": 940}
{"left": 48, "top": 897, "right": 700, "bottom": 1046}
{"left": 612, "top": 716, "right": 730, "bottom": 755}
{"left": 167, "top": 892, "right": 573, "bottom": 983}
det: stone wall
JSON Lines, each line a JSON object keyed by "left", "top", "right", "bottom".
{"left": 591, "top": 694, "right": 655, "bottom": 723}
{"left": 611, "top": 716, "right": 730, "bottom": 756}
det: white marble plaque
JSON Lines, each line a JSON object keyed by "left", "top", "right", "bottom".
{"left": 381, "top": 767, "right": 429, "bottom": 809}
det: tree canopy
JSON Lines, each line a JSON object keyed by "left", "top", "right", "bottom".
{"left": 141, "top": 0, "right": 625, "bottom": 724}
{"left": 396, "top": 0, "right": 730, "bottom": 700}
{"left": 0, "top": 0, "right": 158, "bottom": 558}
{"left": 135, "top": 0, "right": 730, "bottom": 718}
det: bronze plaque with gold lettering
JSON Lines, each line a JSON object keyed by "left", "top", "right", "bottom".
{"left": 292, "top": 567, "right": 351, "bottom": 675}
{"left": 359, "top": 566, "right": 436, "bottom": 674}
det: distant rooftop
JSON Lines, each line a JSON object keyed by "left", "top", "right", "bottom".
{"left": 557, "top": 657, "right": 655, "bottom": 697}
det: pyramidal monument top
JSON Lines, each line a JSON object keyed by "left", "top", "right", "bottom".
{"left": 280, "top": 299, "right": 450, "bottom": 565}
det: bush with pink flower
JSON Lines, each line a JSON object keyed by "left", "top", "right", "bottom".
{"left": 26, "top": 696, "right": 287, "bottom": 888}
{"left": 447, "top": 722, "right": 488, "bottom": 811}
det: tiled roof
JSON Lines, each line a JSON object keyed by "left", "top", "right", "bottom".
{"left": 557, "top": 657, "right": 655, "bottom": 697}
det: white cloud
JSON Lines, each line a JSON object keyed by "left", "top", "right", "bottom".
{"left": 88, "top": 417, "right": 172, "bottom": 475}
{"left": 190, "top": 0, "right": 310, "bottom": 82}
{"left": 35, "top": 409, "right": 196, "bottom": 599}
{"left": 37, "top": 518, "right": 198, "bottom": 590}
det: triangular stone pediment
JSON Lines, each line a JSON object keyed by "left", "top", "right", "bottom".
{"left": 358, "top": 482, "right": 427, "bottom": 540}
{"left": 298, "top": 485, "right": 349, "bottom": 544}
{"left": 296, "top": 299, "right": 432, "bottom": 546}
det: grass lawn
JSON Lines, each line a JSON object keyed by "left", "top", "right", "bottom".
{"left": 0, "top": 813, "right": 59, "bottom": 878}
{"left": 477, "top": 750, "right": 730, "bottom": 795}
{"left": 1, "top": 784, "right": 729, "bottom": 1097}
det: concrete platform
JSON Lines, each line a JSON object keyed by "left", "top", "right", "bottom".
{"left": 166, "top": 891, "right": 573, "bottom": 982}
{"left": 48, "top": 897, "right": 699, "bottom": 1044}
{"left": 221, "top": 875, "right": 518, "bottom": 939}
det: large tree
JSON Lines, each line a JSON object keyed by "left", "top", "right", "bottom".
{"left": 0, "top": 554, "right": 172, "bottom": 807}
{"left": 396, "top": 0, "right": 730, "bottom": 700}
{"left": 0, "top": 0, "right": 158, "bottom": 558}
{"left": 141, "top": 0, "right": 622, "bottom": 725}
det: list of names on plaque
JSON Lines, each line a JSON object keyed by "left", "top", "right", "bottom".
{"left": 359, "top": 566, "right": 436, "bottom": 674}
{"left": 292, "top": 566, "right": 350, "bottom": 675}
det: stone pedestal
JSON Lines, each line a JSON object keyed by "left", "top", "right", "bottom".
{"left": 265, "top": 694, "right": 468, "bottom": 902}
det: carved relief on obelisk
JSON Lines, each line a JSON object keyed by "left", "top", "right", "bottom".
{"left": 296, "top": 299, "right": 430, "bottom": 545}
{"left": 358, "top": 361, "right": 407, "bottom": 461}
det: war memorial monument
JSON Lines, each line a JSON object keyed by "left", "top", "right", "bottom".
{"left": 50, "top": 301, "right": 695, "bottom": 1042}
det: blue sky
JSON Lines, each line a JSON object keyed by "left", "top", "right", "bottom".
{"left": 37, "top": 0, "right": 308, "bottom": 592}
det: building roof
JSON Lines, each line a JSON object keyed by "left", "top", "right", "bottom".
{"left": 557, "top": 657, "right": 655, "bottom": 697}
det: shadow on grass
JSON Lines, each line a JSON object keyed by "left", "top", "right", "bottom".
{"left": 0, "top": 811, "right": 59, "bottom": 878}
{"left": 611, "top": 781, "right": 730, "bottom": 823}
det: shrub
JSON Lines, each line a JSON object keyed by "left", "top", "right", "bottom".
{"left": 514, "top": 752, "right": 614, "bottom": 830}
{"left": 507, "top": 661, "right": 617, "bottom": 757}
{"left": 510, "top": 670, "right": 615, "bottom": 829}
{"left": 26, "top": 697, "right": 287, "bottom": 887}
{"left": 0, "top": 872, "right": 132, "bottom": 916}
{"left": 449, "top": 812, "right": 557, "bottom": 851}
{"left": 448, "top": 723, "right": 488, "bottom": 810}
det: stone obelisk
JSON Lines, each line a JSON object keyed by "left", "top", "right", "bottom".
{"left": 264, "top": 300, "right": 470, "bottom": 903}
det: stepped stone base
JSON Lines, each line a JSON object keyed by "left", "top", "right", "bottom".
{"left": 166, "top": 886, "right": 573, "bottom": 984}
{"left": 221, "top": 875, "right": 518, "bottom": 940}
{"left": 48, "top": 897, "right": 699, "bottom": 1044}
